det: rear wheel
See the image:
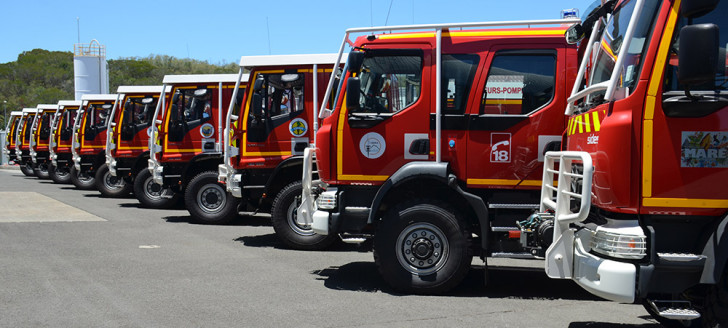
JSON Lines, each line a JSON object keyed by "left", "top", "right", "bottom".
{"left": 33, "top": 162, "right": 50, "bottom": 179}
{"left": 20, "top": 163, "right": 35, "bottom": 176}
{"left": 70, "top": 165, "right": 96, "bottom": 190}
{"left": 49, "top": 164, "right": 72, "bottom": 184}
{"left": 374, "top": 199, "right": 472, "bottom": 294}
{"left": 186, "top": 171, "right": 239, "bottom": 224}
{"left": 95, "top": 163, "right": 131, "bottom": 197}
{"left": 133, "top": 169, "right": 178, "bottom": 208}
{"left": 271, "top": 181, "right": 337, "bottom": 250}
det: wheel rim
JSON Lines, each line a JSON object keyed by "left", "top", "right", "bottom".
{"left": 196, "top": 183, "right": 226, "bottom": 214}
{"left": 396, "top": 223, "right": 449, "bottom": 276}
{"left": 103, "top": 170, "right": 124, "bottom": 191}
{"left": 144, "top": 176, "right": 163, "bottom": 200}
{"left": 286, "top": 194, "right": 314, "bottom": 236}
{"left": 56, "top": 167, "right": 69, "bottom": 178}
{"left": 78, "top": 171, "right": 93, "bottom": 182}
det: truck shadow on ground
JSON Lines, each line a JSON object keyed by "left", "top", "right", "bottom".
{"left": 235, "top": 233, "right": 362, "bottom": 252}
{"left": 163, "top": 214, "right": 273, "bottom": 227}
{"left": 311, "top": 262, "right": 661, "bottom": 327}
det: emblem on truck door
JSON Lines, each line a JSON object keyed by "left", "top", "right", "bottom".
{"left": 360, "top": 132, "right": 386, "bottom": 159}
{"left": 681, "top": 131, "right": 728, "bottom": 168}
{"left": 490, "top": 133, "right": 511, "bottom": 163}
{"left": 289, "top": 118, "right": 308, "bottom": 137}
{"left": 200, "top": 123, "right": 215, "bottom": 138}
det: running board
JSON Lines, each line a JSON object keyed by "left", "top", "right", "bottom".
{"left": 648, "top": 300, "right": 701, "bottom": 321}
{"left": 339, "top": 234, "right": 371, "bottom": 244}
{"left": 488, "top": 203, "right": 540, "bottom": 210}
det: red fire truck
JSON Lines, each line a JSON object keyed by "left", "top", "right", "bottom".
{"left": 298, "top": 18, "right": 579, "bottom": 291}
{"left": 3, "top": 111, "right": 22, "bottom": 164}
{"left": 16, "top": 108, "right": 39, "bottom": 176}
{"left": 145, "top": 74, "right": 247, "bottom": 209}
{"left": 48, "top": 100, "right": 83, "bottom": 184}
{"left": 214, "top": 54, "right": 340, "bottom": 248}
{"left": 102, "top": 85, "right": 171, "bottom": 197}
{"left": 536, "top": 0, "right": 727, "bottom": 325}
{"left": 71, "top": 94, "right": 118, "bottom": 190}
{"left": 29, "top": 104, "right": 59, "bottom": 179}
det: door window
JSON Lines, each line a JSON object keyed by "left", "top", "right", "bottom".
{"left": 442, "top": 54, "right": 480, "bottom": 114}
{"left": 481, "top": 51, "right": 557, "bottom": 115}
{"left": 352, "top": 50, "right": 422, "bottom": 114}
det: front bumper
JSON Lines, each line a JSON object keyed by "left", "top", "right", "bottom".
{"left": 571, "top": 229, "right": 637, "bottom": 303}
{"left": 72, "top": 154, "right": 81, "bottom": 171}
{"left": 218, "top": 164, "right": 242, "bottom": 198}
{"left": 148, "top": 159, "right": 164, "bottom": 185}
{"left": 107, "top": 157, "right": 117, "bottom": 176}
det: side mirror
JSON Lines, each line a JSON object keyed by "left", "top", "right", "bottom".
{"left": 346, "top": 77, "right": 361, "bottom": 111}
{"left": 252, "top": 93, "right": 263, "bottom": 117}
{"left": 253, "top": 77, "right": 264, "bottom": 92}
{"left": 565, "top": 23, "right": 585, "bottom": 45}
{"left": 347, "top": 51, "right": 366, "bottom": 73}
{"left": 678, "top": 24, "right": 719, "bottom": 86}
{"left": 681, "top": 0, "right": 719, "bottom": 18}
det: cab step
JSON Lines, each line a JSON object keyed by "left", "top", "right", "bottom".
{"left": 648, "top": 300, "right": 701, "bottom": 321}
{"left": 488, "top": 203, "right": 540, "bottom": 210}
{"left": 657, "top": 253, "right": 706, "bottom": 262}
{"left": 339, "top": 233, "right": 371, "bottom": 244}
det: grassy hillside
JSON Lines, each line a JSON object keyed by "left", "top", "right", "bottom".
{"left": 0, "top": 49, "right": 238, "bottom": 127}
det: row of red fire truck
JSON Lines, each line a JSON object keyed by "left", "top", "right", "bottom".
{"left": 3, "top": 0, "right": 725, "bottom": 325}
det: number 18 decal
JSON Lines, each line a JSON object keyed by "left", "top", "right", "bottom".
{"left": 490, "top": 133, "right": 511, "bottom": 163}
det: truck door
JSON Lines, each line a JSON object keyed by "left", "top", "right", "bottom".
{"left": 643, "top": 3, "right": 728, "bottom": 209}
{"left": 336, "top": 48, "right": 430, "bottom": 181}
{"left": 164, "top": 86, "right": 216, "bottom": 156}
{"left": 466, "top": 46, "right": 564, "bottom": 190}
{"left": 82, "top": 102, "right": 112, "bottom": 149}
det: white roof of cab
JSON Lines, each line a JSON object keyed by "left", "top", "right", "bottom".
{"left": 162, "top": 74, "right": 247, "bottom": 84}
{"left": 10, "top": 111, "right": 22, "bottom": 116}
{"left": 239, "top": 54, "right": 339, "bottom": 68}
{"left": 81, "top": 94, "right": 118, "bottom": 101}
{"left": 37, "top": 104, "right": 59, "bottom": 110}
{"left": 117, "top": 85, "right": 172, "bottom": 94}
{"left": 58, "top": 100, "right": 83, "bottom": 107}
{"left": 22, "top": 108, "right": 38, "bottom": 113}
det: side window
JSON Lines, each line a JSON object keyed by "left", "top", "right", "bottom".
{"left": 664, "top": 0, "right": 727, "bottom": 92}
{"left": 442, "top": 54, "right": 480, "bottom": 114}
{"left": 169, "top": 88, "right": 212, "bottom": 125}
{"left": 247, "top": 73, "right": 305, "bottom": 124}
{"left": 353, "top": 51, "right": 422, "bottom": 114}
{"left": 124, "top": 97, "right": 157, "bottom": 125}
{"left": 24, "top": 116, "right": 34, "bottom": 141}
{"left": 39, "top": 113, "right": 51, "bottom": 140}
{"left": 481, "top": 51, "right": 556, "bottom": 115}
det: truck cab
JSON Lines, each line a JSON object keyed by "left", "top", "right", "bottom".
{"left": 538, "top": 0, "right": 727, "bottom": 325}
{"left": 3, "top": 111, "right": 22, "bottom": 164}
{"left": 30, "top": 104, "right": 59, "bottom": 179}
{"left": 16, "top": 107, "right": 39, "bottom": 176}
{"left": 298, "top": 18, "right": 579, "bottom": 292}
{"left": 49, "top": 100, "right": 82, "bottom": 184}
{"left": 102, "top": 85, "right": 171, "bottom": 197}
{"left": 145, "top": 74, "right": 247, "bottom": 209}
{"left": 213, "top": 54, "right": 340, "bottom": 248}
{"left": 71, "top": 94, "right": 118, "bottom": 190}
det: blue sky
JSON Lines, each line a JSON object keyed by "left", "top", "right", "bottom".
{"left": 2, "top": 0, "right": 591, "bottom": 64}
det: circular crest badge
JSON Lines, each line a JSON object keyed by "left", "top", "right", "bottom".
{"left": 200, "top": 123, "right": 215, "bottom": 138}
{"left": 359, "top": 132, "right": 386, "bottom": 159}
{"left": 289, "top": 118, "right": 308, "bottom": 137}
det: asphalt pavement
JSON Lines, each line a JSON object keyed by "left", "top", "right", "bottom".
{"left": 0, "top": 168, "right": 661, "bottom": 327}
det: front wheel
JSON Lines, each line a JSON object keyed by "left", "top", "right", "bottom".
{"left": 271, "top": 181, "right": 337, "bottom": 250}
{"left": 70, "top": 165, "right": 96, "bottom": 190}
{"left": 133, "top": 169, "right": 178, "bottom": 208}
{"left": 20, "top": 163, "right": 35, "bottom": 176}
{"left": 186, "top": 171, "right": 239, "bottom": 224}
{"left": 33, "top": 162, "right": 50, "bottom": 179}
{"left": 49, "top": 164, "right": 72, "bottom": 184}
{"left": 95, "top": 163, "right": 131, "bottom": 197}
{"left": 704, "top": 265, "right": 728, "bottom": 327}
{"left": 374, "top": 199, "right": 472, "bottom": 294}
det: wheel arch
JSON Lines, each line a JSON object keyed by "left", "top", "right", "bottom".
{"left": 369, "top": 161, "right": 490, "bottom": 249}
{"left": 182, "top": 153, "right": 223, "bottom": 188}
{"left": 701, "top": 212, "right": 728, "bottom": 284}
{"left": 263, "top": 156, "right": 303, "bottom": 202}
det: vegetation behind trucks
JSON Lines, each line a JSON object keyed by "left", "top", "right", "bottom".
{"left": 298, "top": 18, "right": 579, "bottom": 293}
{"left": 535, "top": 0, "right": 728, "bottom": 326}
{"left": 216, "top": 54, "right": 341, "bottom": 249}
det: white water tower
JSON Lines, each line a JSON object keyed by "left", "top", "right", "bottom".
{"left": 74, "top": 39, "right": 109, "bottom": 100}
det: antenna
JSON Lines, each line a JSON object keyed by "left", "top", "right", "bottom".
{"left": 370, "top": 0, "right": 373, "bottom": 26}
{"left": 266, "top": 17, "right": 272, "bottom": 55}
{"left": 384, "top": 0, "right": 394, "bottom": 26}
{"left": 76, "top": 17, "right": 80, "bottom": 44}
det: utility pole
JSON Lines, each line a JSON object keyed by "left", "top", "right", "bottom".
{"left": 2, "top": 100, "right": 6, "bottom": 129}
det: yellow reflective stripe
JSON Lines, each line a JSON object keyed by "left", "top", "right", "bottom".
{"left": 643, "top": 197, "right": 728, "bottom": 208}
{"left": 378, "top": 30, "right": 565, "bottom": 40}
{"left": 592, "top": 111, "right": 601, "bottom": 132}
{"left": 584, "top": 112, "right": 591, "bottom": 133}
{"left": 642, "top": 120, "right": 654, "bottom": 197}
{"left": 467, "top": 179, "right": 542, "bottom": 186}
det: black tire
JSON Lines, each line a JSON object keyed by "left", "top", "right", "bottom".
{"left": 704, "top": 265, "right": 728, "bottom": 327}
{"left": 49, "top": 164, "right": 72, "bottom": 184}
{"left": 185, "top": 171, "right": 239, "bottom": 224}
{"left": 95, "top": 164, "right": 132, "bottom": 197}
{"left": 133, "top": 168, "right": 178, "bottom": 208}
{"left": 33, "top": 162, "right": 50, "bottom": 179}
{"left": 70, "top": 165, "right": 96, "bottom": 190}
{"left": 20, "top": 163, "right": 35, "bottom": 176}
{"left": 271, "top": 181, "right": 337, "bottom": 250}
{"left": 373, "top": 199, "right": 472, "bottom": 294}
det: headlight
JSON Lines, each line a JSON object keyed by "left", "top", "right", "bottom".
{"left": 591, "top": 222, "right": 646, "bottom": 260}
{"left": 316, "top": 190, "right": 337, "bottom": 210}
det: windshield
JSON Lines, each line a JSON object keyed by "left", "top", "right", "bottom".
{"left": 123, "top": 97, "right": 158, "bottom": 125}
{"left": 23, "top": 115, "right": 35, "bottom": 141}
{"left": 352, "top": 50, "right": 423, "bottom": 114}
{"left": 585, "top": 0, "right": 660, "bottom": 104}
{"left": 38, "top": 112, "right": 52, "bottom": 140}
{"left": 169, "top": 88, "right": 212, "bottom": 124}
